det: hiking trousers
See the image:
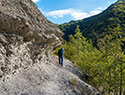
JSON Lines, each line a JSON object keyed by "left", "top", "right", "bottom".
{"left": 59, "top": 55, "right": 63, "bottom": 66}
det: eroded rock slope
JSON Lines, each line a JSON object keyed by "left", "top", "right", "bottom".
{"left": 0, "top": 0, "right": 63, "bottom": 81}
{"left": 0, "top": 0, "right": 100, "bottom": 95}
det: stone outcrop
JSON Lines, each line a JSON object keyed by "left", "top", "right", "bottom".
{"left": 0, "top": 0, "right": 63, "bottom": 80}
{"left": 0, "top": 0, "right": 100, "bottom": 95}
{"left": 0, "top": 0, "right": 63, "bottom": 48}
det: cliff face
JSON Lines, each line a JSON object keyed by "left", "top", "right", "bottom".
{"left": 0, "top": 0, "right": 63, "bottom": 81}
{"left": 0, "top": 0, "right": 100, "bottom": 95}
{"left": 0, "top": 0, "right": 63, "bottom": 46}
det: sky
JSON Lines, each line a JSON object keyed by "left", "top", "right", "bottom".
{"left": 32, "top": 0, "right": 117, "bottom": 24}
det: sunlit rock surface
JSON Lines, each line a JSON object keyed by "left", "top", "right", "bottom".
{"left": 0, "top": 0, "right": 100, "bottom": 95}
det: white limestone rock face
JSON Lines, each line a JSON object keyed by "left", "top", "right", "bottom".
{"left": 0, "top": 0, "right": 63, "bottom": 81}
{"left": 0, "top": 0, "right": 100, "bottom": 95}
{"left": 0, "top": 0, "right": 63, "bottom": 46}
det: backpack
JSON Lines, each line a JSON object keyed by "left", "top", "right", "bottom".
{"left": 58, "top": 49, "right": 64, "bottom": 56}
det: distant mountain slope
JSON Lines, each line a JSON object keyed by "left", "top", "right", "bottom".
{"left": 58, "top": 0, "right": 125, "bottom": 43}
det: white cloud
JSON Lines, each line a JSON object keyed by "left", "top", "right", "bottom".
{"left": 46, "top": 9, "right": 89, "bottom": 20}
{"left": 46, "top": 7, "right": 103, "bottom": 20}
{"left": 89, "top": 10, "right": 102, "bottom": 16}
{"left": 46, "top": 9, "right": 73, "bottom": 18}
{"left": 108, "top": 1, "right": 111, "bottom": 4}
{"left": 70, "top": 11, "right": 88, "bottom": 20}
{"left": 96, "top": 7, "right": 103, "bottom": 10}
{"left": 32, "top": 0, "right": 39, "bottom": 3}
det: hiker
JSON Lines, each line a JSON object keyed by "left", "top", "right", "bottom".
{"left": 58, "top": 48, "right": 64, "bottom": 66}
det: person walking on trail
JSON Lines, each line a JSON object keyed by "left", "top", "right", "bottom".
{"left": 58, "top": 48, "right": 64, "bottom": 66}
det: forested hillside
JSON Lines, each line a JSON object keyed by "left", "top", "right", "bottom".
{"left": 58, "top": 0, "right": 125, "bottom": 45}
{"left": 56, "top": 26, "right": 125, "bottom": 95}
{"left": 56, "top": 0, "right": 125, "bottom": 94}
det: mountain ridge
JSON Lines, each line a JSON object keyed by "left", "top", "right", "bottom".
{"left": 58, "top": 0, "right": 125, "bottom": 43}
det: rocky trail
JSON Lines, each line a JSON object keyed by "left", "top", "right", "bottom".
{"left": 0, "top": 55, "right": 100, "bottom": 95}
{"left": 0, "top": 0, "right": 100, "bottom": 94}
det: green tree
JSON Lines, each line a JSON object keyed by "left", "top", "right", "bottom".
{"left": 98, "top": 33, "right": 125, "bottom": 95}
{"left": 55, "top": 26, "right": 125, "bottom": 95}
